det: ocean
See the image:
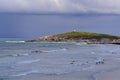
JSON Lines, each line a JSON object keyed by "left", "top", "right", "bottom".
{"left": 0, "top": 40, "right": 120, "bottom": 80}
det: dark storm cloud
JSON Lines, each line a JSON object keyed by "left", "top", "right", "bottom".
{"left": 0, "top": 14, "right": 120, "bottom": 38}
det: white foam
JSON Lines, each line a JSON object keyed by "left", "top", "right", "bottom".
{"left": 11, "top": 70, "right": 38, "bottom": 77}
{"left": 18, "top": 59, "right": 40, "bottom": 64}
{"left": 75, "top": 42, "right": 87, "bottom": 45}
{"left": 5, "top": 41, "right": 25, "bottom": 43}
{"left": 42, "top": 48, "right": 67, "bottom": 53}
{"left": 91, "top": 52, "right": 95, "bottom": 54}
{"left": 12, "top": 53, "right": 29, "bottom": 57}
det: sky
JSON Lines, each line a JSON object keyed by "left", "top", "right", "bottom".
{"left": 0, "top": 0, "right": 120, "bottom": 38}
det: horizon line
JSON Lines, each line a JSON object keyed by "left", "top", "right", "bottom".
{"left": 0, "top": 12, "right": 120, "bottom": 16}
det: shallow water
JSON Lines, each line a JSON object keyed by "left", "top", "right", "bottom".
{"left": 0, "top": 41, "right": 120, "bottom": 80}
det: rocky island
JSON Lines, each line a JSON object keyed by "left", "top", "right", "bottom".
{"left": 29, "top": 31, "right": 120, "bottom": 44}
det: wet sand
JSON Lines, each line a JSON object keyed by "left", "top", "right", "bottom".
{"left": 10, "top": 71, "right": 94, "bottom": 80}
{"left": 1, "top": 44, "right": 120, "bottom": 80}
{"left": 95, "top": 69, "right": 120, "bottom": 80}
{"left": 10, "top": 57, "right": 120, "bottom": 80}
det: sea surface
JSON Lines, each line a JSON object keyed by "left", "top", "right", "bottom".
{"left": 0, "top": 39, "right": 120, "bottom": 80}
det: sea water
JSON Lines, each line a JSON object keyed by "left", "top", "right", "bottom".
{"left": 0, "top": 40, "right": 120, "bottom": 80}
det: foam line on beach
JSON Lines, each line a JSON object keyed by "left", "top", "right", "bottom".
{"left": 17, "top": 59, "right": 40, "bottom": 65}
{"left": 0, "top": 53, "right": 29, "bottom": 59}
{"left": 11, "top": 53, "right": 29, "bottom": 57}
{"left": 42, "top": 48, "right": 67, "bottom": 53}
{"left": 31, "top": 48, "right": 67, "bottom": 53}
{"left": 10, "top": 70, "right": 39, "bottom": 77}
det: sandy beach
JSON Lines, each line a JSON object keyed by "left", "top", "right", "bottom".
{"left": 9, "top": 71, "right": 94, "bottom": 80}
{"left": 9, "top": 48, "right": 120, "bottom": 80}
{"left": 10, "top": 62, "right": 120, "bottom": 80}
{"left": 95, "top": 69, "right": 120, "bottom": 80}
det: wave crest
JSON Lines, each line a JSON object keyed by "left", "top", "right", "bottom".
{"left": 5, "top": 41, "right": 25, "bottom": 43}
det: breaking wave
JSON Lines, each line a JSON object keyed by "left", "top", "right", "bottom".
{"left": 10, "top": 70, "right": 38, "bottom": 77}
{"left": 75, "top": 42, "right": 87, "bottom": 45}
{"left": 17, "top": 59, "right": 40, "bottom": 65}
{"left": 5, "top": 41, "right": 26, "bottom": 43}
{"left": 42, "top": 48, "right": 67, "bottom": 53}
{"left": 31, "top": 48, "right": 67, "bottom": 53}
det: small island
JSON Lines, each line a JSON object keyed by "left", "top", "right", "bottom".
{"left": 29, "top": 31, "right": 120, "bottom": 44}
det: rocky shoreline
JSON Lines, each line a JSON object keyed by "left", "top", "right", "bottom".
{"left": 27, "top": 31, "right": 120, "bottom": 44}
{"left": 28, "top": 36, "right": 120, "bottom": 45}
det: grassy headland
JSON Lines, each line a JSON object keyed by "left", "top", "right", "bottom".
{"left": 30, "top": 31, "right": 120, "bottom": 44}
{"left": 53, "top": 31, "right": 119, "bottom": 39}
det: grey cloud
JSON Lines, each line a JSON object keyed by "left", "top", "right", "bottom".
{"left": 0, "top": 0, "right": 120, "bottom": 14}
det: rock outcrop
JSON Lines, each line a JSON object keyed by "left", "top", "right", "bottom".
{"left": 28, "top": 31, "right": 120, "bottom": 44}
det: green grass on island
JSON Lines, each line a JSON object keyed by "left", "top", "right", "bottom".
{"left": 52, "top": 31, "right": 120, "bottom": 39}
{"left": 31, "top": 31, "right": 120, "bottom": 44}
